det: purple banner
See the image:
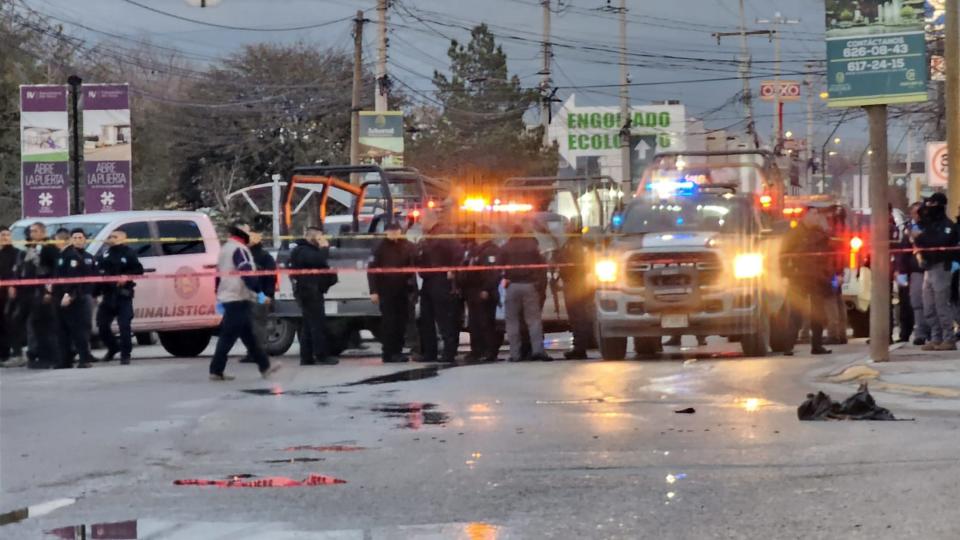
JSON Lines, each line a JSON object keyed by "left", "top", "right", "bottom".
{"left": 83, "top": 84, "right": 129, "bottom": 111}
{"left": 83, "top": 84, "right": 132, "bottom": 214}
{"left": 20, "top": 85, "right": 68, "bottom": 112}
{"left": 22, "top": 162, "right": 70, "bottom": 217}
{"left": 84, "top": 160, "right": 131, "bottom": 213}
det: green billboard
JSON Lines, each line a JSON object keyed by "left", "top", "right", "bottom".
{"left": 359, "top": 111, "right": 404, "bottom": 166}
{"left": 825, "top": 0, "right": 928, "bottom": 107}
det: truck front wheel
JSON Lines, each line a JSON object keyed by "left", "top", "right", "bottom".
{"left": 264, "top": 318, "right": 297, "bottom": 356}
{"left": 158, "top": 329, "right": 212, "bottom": 357}
{"left": 599, "top": 336, "right": 628, "bottom": 360}
{"left": 633, "top": 336, "right": 662, "bottom": 357}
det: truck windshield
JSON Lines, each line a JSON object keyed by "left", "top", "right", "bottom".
{"left": 620, "top": 197, "right": 754, "bottom": 235}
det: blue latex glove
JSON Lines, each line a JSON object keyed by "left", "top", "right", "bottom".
{"left": 215, "top": 302, "right": 224, "bottom": 315}
{"left": 953, "top": 262, "right": 960, "bottom": 273}
{"left": 896, "top": 274, "right": 908, "bottom": 288}
{"left": 257, "top": 292, "right": 267, "bottom": 304}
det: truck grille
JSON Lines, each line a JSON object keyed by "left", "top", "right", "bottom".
{"left": 625, "top": 251, "right": 722, "bottom": 288}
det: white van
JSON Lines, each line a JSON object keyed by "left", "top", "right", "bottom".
{"left": 11, "top": 211, "right": 221, "bottom": 357}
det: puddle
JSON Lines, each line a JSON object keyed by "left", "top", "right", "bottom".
{"left": 240, "top": 388, "right": 328, "bottom": 397}
{"left": 262, "top": 457, "right": 325, "bottom": 464}
{"left": 0, "top": 498, "right": 76, "bottom": 527}
{"left": 371, "top": 402, "right": 450, "bottom": 429}
{"left": 536, "top": 397, "right": 645, "bottom": 405}
{"left": 283, "top": 445, "right": 366, "bottom": 452}
{"left": 47, "top": 520, "right": 137, "bottom": 539}
{"left": 345, "top": 367, "right": 440, "bottom": 386}
{"left": 174, "top": 473, "right": 345, "bottom": 488}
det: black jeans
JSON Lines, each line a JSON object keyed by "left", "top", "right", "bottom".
{"left": 379, "top": 290, "right": 410, "bottom": 361}
{"left": 789, "top": 287, "right": 828, "bottom": 351}
{"left": 466, "top": 289, "right": 498, "bottom": 360}
{"left": 297, "top": 293, "right": 328, "bottom": 364}
{"left": 419, "top": 277, "right": 459, "bottom": 363}
{"left": 564, "top": 288, "right": 596, "bottom": 352}
{"left": 209, "top": 301, "right": 270, "bottom": 375}
{"left": 897, "top": 283, "right": 913, "bottom": 342}
{"left": 97, "top": 293, "right": 134, "bottom": 358}
{"left": 58, "top": 295, "right": 94, "bottom": 366}
{"left": 0, "top": 296, "right": 22, "bottom": 360}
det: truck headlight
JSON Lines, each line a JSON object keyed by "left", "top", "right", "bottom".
{"left": 733, "top": 253, "right": 764, "bottom": 279}
{"left": 595, "top": 259, "right": 619, "bottom": 283}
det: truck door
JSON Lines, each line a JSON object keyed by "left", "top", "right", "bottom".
{"left": 152, "top": 219, "right": 219, "bottom": 330}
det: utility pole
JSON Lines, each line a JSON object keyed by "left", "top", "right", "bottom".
{"left": 375, "top": 0, "right": 388, "bottom": 112}
{"left": 804, "top": 63, "right": 815, "bottom": 191}
{"left": 540, "top": 1, "right": 552, "bottom": 148}
{"left": 712, "top": 0, "right": 771, "bottom": 150}
{"left": 618, "top": 0, "right": 630, "bottom": 186}
{"left": 867, "top": 105, "right": 890, "bottom": 362}
{"left": 67, "top": 74, "right": 82, "bottom": 214}
{"left": 947, "top": 0, "right": 959, "bottom": 207}
{"left": 756, "top": 12, "right": 800, "bottom": 149}
{"left": 350, "top": 10, "right": 365, "bottom": 171}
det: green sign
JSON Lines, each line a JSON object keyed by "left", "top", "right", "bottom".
{"left": 359, "top": 111, "right": 404, "bottom": 165}
{"left": 825, "top": 0, "right": 928, "bottom": 107}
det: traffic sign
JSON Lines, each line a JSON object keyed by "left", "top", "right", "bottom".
{"left": 759, "top": 80, "right": 801, "bottom": 102}
{"left": 927, "top": 142, "right": 948, "bottom": 187}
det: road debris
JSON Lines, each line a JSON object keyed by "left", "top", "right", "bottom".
{"left": 797, "top": 383, "right": 901, "bottom": 421}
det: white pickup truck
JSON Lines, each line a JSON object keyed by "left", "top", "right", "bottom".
{"left": 11, "top": 211, "right": 221, "bottom": 357}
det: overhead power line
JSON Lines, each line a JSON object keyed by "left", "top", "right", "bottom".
{"left": 118, "top": 0, "right": 354, "bottom": 32}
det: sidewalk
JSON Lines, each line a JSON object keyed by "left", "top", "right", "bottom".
{"left": 820, "top": 341, "right": 960, "bottom": 410}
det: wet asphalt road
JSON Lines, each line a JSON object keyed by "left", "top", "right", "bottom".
{"left": 3, "top": 338, "right": 960, "bottom": 539}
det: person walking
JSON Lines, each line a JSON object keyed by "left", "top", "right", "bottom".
{"left": 209, "top": 222, "right": 281, "bottom": 380}
{"left": 242, "top": 228, "right": 277, "bottom": 363}
{"left": 0, "top": 226, "right": 25, "bottom": 367}
{"left": 368, "top": 221, "right": 417, "bottom": 363}
{"left": 500, "top": 223, "right": 551, "bottom": 362}
{"left": 96, "top": 229, "right": 144, "bottom": 365}
{"left": 556, "top": 222, "right": 596, "bottom": 359}
{"left": 782, "top": 211, "right": 834, "bottom": 355}
{"left": 290, "top": 226, "right": 338, "bottom": 366}
{"left": 53, "top": 229, "right": 97, "bottom": 369}
{"left": 416, "top": 211, "right": 462, "bottom": 364}
{"left": 898, "top": 202, "right": 929, "bottom": 346}
{"left": 457, "top": 224, "right": 501, "bottom": 363}
{"left": 915, "top": 193, "right": 959, "bottom": 351}
{"left": 17, "top": 223, "right": 61, "bottom": 368}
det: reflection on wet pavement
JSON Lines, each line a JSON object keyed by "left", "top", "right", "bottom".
{"left": 0, "top": 498, "right": 76, "bottom": 527}
{"left": 240, "top": 388, "right": 329, "bottom": 397}
{"left": 371, "top": 402, "right": 451, "bottom": 429}
{"left": 346, "top": 367, "right": 440, "bottom": 386}
{"left": 262, "top": 457, "right": 325, "bottom": 464}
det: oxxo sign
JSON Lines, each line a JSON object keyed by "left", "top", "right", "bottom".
{"left": 927, "top": 142, "right": 948, "bottom": 187}
{"left": 549, "top": 94, "right": 686, "bottom": 174}
{"left": 759, "top": 80, "right": 801, "bottom": 102}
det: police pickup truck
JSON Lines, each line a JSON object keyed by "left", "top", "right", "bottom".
{"left": 594, "top": 162, "right": 792, "bottom": 358}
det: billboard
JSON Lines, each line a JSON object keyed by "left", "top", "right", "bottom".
{"left": 83, "top": 84, "right": 132, "bottom": 213}
{"left": 825, "top": 0, "right": 928, "bottom": 107}
{"left": 20, "top": 85, "right": 71, "bottom": 218}
{"left": 359, "top": 111, "right": 404, "bottom": 166}
{"left": 547, "top": 94, "right": 686, "bottom": 182}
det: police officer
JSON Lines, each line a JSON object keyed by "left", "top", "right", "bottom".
{"left": 899, "top": 202, "right": 929, "bottom": 345}
{"left": 290, "top": 226, "right": 338, "bottom": 365}
{"left": 501, "top": 223, "right": 551, "bottom": 362}
{"left": 782, "top": 211, "right": 834, "bottom": 355}
{"left": 209, "top": 222, "right": 281, "bottom": 380}
{"left": 96, "top": 229, "right": 144, "bottom": 365}
{"left": 556, "top": 222, "right": 595, "bottom": 359}
{"left": 915, "top": 193, "right": 959, "bottom": 351}
{"left": 417, "top": 211, "right": 462, "bottom": 364}
{"left": 243, "top": 228, "right": 276, "bottom": 363}
{"left": 54, "top": 228, "right": 97, "bottom": 369}
{"left": 17, "top": 222, "right": 61, "bottom": 368}
{"left": 369, "top": 221, "right": 417, "bottom": 363}
{"left": 457, "top": 224, "right": 501, "bottom": 363}
{"left": 0, "top": 226, "right": 25, "bottom": 367}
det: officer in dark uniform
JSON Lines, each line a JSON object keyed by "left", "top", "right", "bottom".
{"left": 18, "top": 223, "right": 62, "bottom": 368}
{"left": 556, "top": 222, "right": 595, "bottom": 359}
{"left": 243, "top": 228, "right": 277, "bottom": 363}
{"left": 96, "top": 229, "right": 144, "bottom": 365}
{"left": 417, "top": 211, "right": 462, "bottom": 364}
{"left": 457, "top": 224, "right": 501, "bottom": 363}
{"left": 782, "top": 211, "right": 834, "bottom": 355}
{"left": 290, "top": 226, "right": 338, "bottom": 365}
{"left": 54, "top": 228, "right": 97, "bottom": 368}
{"left": 368, "top": 221, "right": 417, "bottom": 363}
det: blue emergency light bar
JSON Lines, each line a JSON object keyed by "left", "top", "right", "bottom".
{"left": 646, "top": 179, "right": 698, "bottom": 197}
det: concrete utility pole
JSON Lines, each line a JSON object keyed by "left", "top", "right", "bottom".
{"left": 947, "top": 0, "right": 959, "bottom": 207}
{"left": 350, "top": 10, "right": 365, "bottom": 170}
{"left": 804, "top": 63, "right": 815, "bottom": 191}
{"left": 712, "top": 0, "right": 772, "bottom": 150}
{"left": 618, "top": 0, "right": 631, "bottom": 186}
{"left": 756, "top": 12, "right": 800, "bottom": 149}
{"left": 541, "top": 0, "right": 552, "bottom": 148}
{"left": 867, "top": 105, "right": 890, "bottom": 362}
{"left": 375, "top": 0, "right": 388, "bottom": 112}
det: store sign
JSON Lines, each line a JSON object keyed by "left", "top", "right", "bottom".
{"left": 927, "top": 142, "right": 948, "bottom": 187}
{"left": 83, "top": 84, "right": 132, "bottom": 213}
{"left": 20, "top": 85, "right": 70, "bottom": 218}
{"left": 825, "top": 0, "right": 928, "bottom": 107}
{"left": 759, "top": 80, "right": 802, "bottom": 101}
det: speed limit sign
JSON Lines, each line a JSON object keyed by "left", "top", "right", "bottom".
{"left": 927, "top": 142, "right": 948, "bottom": 187}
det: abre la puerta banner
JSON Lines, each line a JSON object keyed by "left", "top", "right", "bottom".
{"left": 20, "top": 85, "right": 71, "bottom": 218}
{"left": 83, "top": 84, "right": 132, "bottom": 213}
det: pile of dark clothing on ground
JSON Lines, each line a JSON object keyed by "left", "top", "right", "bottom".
{"left": 797, "top": 383, "right": 898, "bottom": 421}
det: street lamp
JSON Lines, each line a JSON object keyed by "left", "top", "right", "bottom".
{"left": 184, "top": 0, "right": 222, "bottom": 6}
{"left": 834, "top": 137, "right": 842, "bottom": 145}
{"left": 784, "top": 130, "right": 794, "bottom": 139}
